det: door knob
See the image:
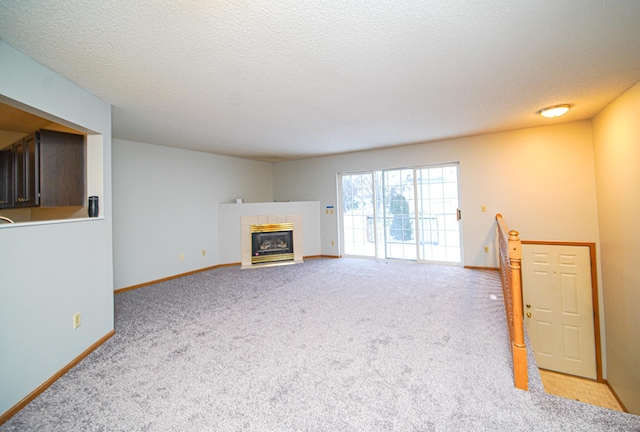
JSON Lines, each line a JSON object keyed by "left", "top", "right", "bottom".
{"left": 526, "top": 312, "right": 532, "bottom": 318}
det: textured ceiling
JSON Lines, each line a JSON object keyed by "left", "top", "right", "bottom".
{"left": 1, "top": 1, "right": 640, "bottom": 162}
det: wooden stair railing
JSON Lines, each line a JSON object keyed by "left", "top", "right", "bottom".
{"left": 496, "top": 214, "right": 528, "bottom": 390}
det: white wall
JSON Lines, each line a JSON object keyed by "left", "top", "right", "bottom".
{"left": 272, "top": 121, "right": 600, "bottom": 268}
{"left": 0, "top": 41, "right": 113, "bottom": 416}
{"left": 592, "top": 81, "right": 640, "bottom": 414}
{"left": 112, "top": 139, "right": 274, "bottom": 289}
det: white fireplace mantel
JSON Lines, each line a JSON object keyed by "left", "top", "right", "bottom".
{"left": 218, "top": 201, "right": 321, "bottom": 265}
{"left": 241, "top": 214, "right": 303, "bottom": 268}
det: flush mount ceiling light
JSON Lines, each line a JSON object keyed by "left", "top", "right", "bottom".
{"left": 538, "top": 104, "right": 571, "bottom": 118}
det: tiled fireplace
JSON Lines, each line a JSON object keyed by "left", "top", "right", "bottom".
{"left": 241, "top": 214, "right": 303, "bottom": 268}
{"left": 251, "top": 223, "right": 294, "bottom": 264}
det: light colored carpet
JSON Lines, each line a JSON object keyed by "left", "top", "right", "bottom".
{"left": 2, "top": 258, "right": 639, "bottom": 431}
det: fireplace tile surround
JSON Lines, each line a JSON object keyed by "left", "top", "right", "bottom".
{"left": 218, "top": 201, "right": 320, "bottom": 266}
{"left": 241, "top": 214, "right": 303, "bottom": 268}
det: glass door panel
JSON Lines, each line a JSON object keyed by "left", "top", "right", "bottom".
{"left": 378, "top": 169, "right": 416, "bottom": 260}
{"left": 340, "top": 172, "right": 376, "bottom": 257}
{"left": 416, "top": 164, "right": 461, "bottom": 263}
{"left": 340, "top": 163, "right": 461, "bottom": 264}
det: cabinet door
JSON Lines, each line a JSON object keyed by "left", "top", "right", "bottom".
{"left": 0, "top": 147, "right": 13, "bottom": 208}
{"left": 38, "top": 130, "right": 85, "bottom": 207}
{"left": 14, "top": 134, "right": 39, "bottom": 207}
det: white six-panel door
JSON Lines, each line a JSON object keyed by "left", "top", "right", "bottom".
{"left": 522, "top": 244, "right": 596, "bottom": 379}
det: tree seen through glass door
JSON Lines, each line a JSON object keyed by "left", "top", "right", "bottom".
{"left": 379, "top": 168, "right": 416, "bottom": 260}
{"left": 340, "top": 164, "right": 461, "bottom": 263}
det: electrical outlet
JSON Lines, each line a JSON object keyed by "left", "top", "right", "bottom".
{"left": 331, "top": 240, "right": 335, "bottom": 246}
{"left": 73, "top": 312, "right": 81, "bottom": 329}
{"left": 201, "top": 250, "right": 206, "bottom": 256}
{"left": 484, "top": 246, "right": 489, "bottom": 253}
{"left": 179, "top": 253, "right": 185, "bottom": 261}
{"left": 481, "top": 205, "right": 487, "bottom": 212}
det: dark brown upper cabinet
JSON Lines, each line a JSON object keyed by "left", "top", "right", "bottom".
{"left": 13, "top": 133, "right": 38, "bottom": 207}
{"left": 0, "top": 130, "right": 85, "bottom": 209}
{"left": 0, "top": 146, "right": 13, "bottom": 208}
{"left": 37, "top": 130, "right": 85, "bottom": 207}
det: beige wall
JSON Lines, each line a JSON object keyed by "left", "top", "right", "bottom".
{"left": 272, "top": 121, "right": 601, "bottom": 268}
{"left": 592, "top": 81, "right": 640, "bottom": 414}
{"left": 272, "top": 119, "right": 610, "bottom": 383}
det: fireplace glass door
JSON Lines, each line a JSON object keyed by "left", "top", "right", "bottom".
{"left": 251, "top": 223, "right": 294, "bottom": 264}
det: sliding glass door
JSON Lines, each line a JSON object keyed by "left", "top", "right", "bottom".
{"left": 340, "top": 163, "right": 461, "bottom": 263}
{"left": 340, "top": 172, "right": 376, "bottom": 257}
{"left": 378, "top": 168, "right": 416, "bottom": 260}
{"left": 415, "top": 164, "right": 461, "bottom": 263}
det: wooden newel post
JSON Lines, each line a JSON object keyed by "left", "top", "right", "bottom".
{"left": 508, "top": 229, "right": 528, "bottom": 390}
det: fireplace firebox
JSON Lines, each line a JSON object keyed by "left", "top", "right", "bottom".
{"left": 251, "top": 223, "right": 294, "bottom": 264}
